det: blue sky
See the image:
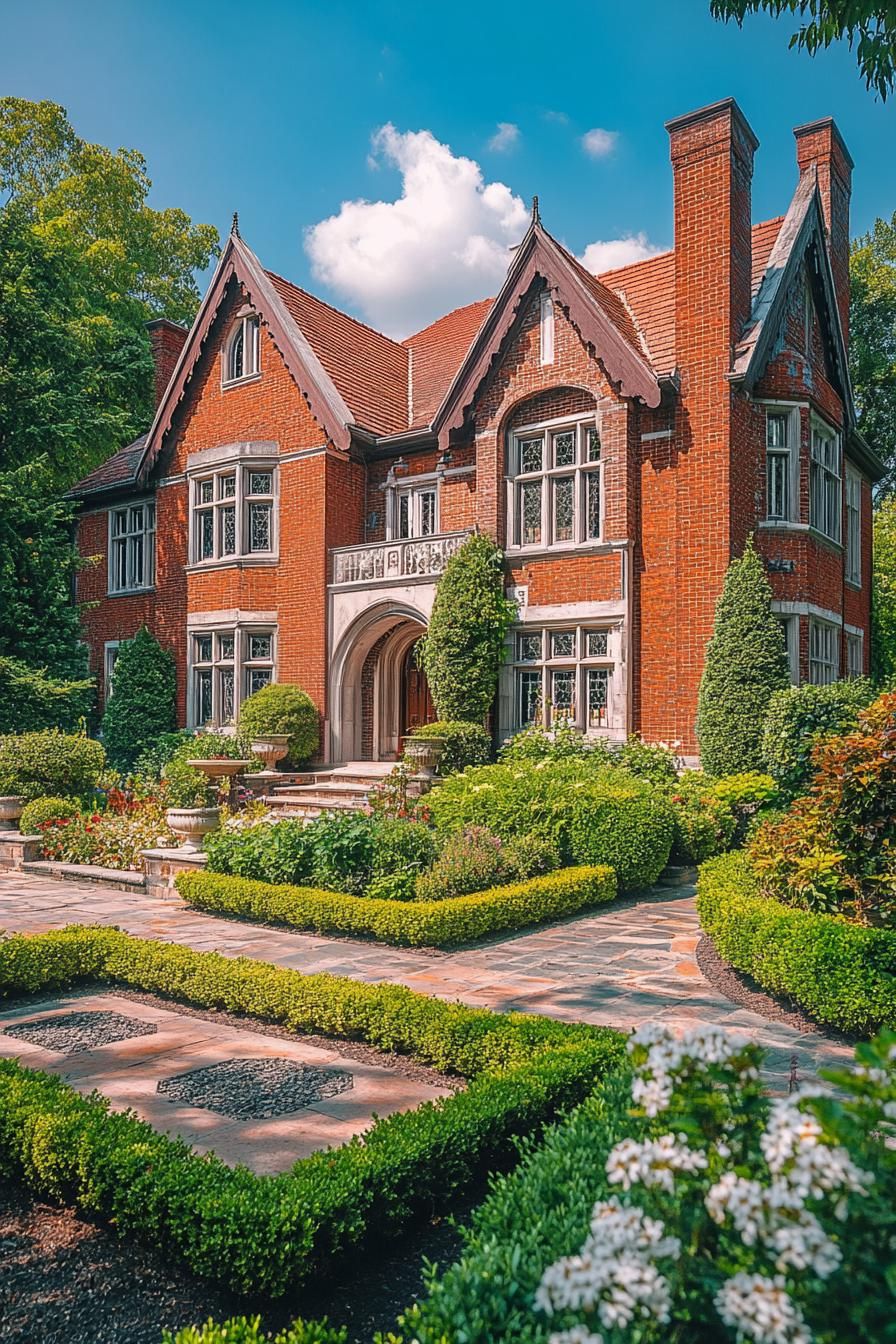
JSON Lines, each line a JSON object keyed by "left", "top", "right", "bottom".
{"left": 2, "top": 0, "right": 894, "bottom": 336}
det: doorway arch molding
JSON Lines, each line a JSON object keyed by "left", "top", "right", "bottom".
{"left": 329, "top": 598, "right": 429, "bottom": 763}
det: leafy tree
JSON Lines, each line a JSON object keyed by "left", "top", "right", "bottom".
{"left": 872, "top": 496, "right": 896, "bottom": 684}
{"left": 0, "top": 656, "right": 92, "bottom": 734}
{"left": 851, "top": 213, "right": 896, "bottom": 489}
{"left": 418, "top": 535, "right": 517, "bottom": 724}
{"left": 100, "top": 627, "right": 177, "bottom": 771}
{"left": 710, "top": 2, "right": 896, "bottom": 98}
{"left": 697, "top": 538, "right": 791, "bottom": 775}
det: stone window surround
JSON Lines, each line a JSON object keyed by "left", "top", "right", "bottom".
{"left": 809, "top": 411, "right": 842, "bottom": 545}
{"left": 107, "top": 496, "right": 156, "bottom": 595}
{"left": 761, "top": 401, "right": 800, "bottom": 525}
{"left": 505, "top": 410, "right": 603, "bottom": 555}
{"left": 186, "top": 442, "right": 279, "bottom": 572}
{"left": 845, "top": 464, "right": 862, "bottom": 589}
{"left": 186, "top": 610, "right": 278, "bottom": 729}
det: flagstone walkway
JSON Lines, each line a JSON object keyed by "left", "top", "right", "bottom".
{"left": 0, "top": 871, "right": 852, "bottom": 1090}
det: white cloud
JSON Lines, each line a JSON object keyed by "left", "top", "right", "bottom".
{"left": 488, "top": 121, "right": 521, "bottom": 152}
{"left": 305, "top": 124, "right": 529, "bottom": 337}
{"left": 581, "top": 127, "right": 618, "bottom": 159}
{"left": 543, "top": 109, "right": 569, "bottom": 125}
{"left": 580, "top": 232, "right": 663, "bottom": 273}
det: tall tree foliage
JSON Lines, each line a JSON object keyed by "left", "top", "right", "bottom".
{"left": 710, "top": 2, "right": 896, "bottom": 98}
{"left": 697, "top": 539, "right": 792, "bottom": 776}
{"left": 101, "top": 627, "right": 177, "bottom": 771}
{"left": 851, "top": 214, "right": 896, "bottom": 492}
{"left": 872, "top": 496, "right": 896, "bottom": 686}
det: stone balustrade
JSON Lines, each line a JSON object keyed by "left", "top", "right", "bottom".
{"left": 330, "top": 531, "right": 471, "bottom": 587}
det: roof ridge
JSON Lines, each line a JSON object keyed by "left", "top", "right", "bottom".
{"left": 264, "top": 268, "right": 406, "bottom": 352}
{"left": 403, "top": 295, "right": 494, "bottom": 346}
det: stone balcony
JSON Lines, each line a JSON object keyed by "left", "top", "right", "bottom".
{"left": 330, "top": 531, "right": 471, "bottom": 587}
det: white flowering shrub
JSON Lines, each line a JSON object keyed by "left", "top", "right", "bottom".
{"left": 534, "top": 1025, "right": 896, "bottom": 1344}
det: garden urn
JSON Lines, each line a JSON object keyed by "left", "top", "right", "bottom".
{"left": 165, "top": 806, "right": 221, "bottom": 852}
{"left": 249, "top": 735, "right": 290, "bottom": 774}
{"left": 0, "top": 796, "right": 25, "bottom": 831}
{"left": 405, "top": 736, "right": 445, "bottom": 786}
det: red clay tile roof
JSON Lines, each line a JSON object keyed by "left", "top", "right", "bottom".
{"left": 403, "top": 298, "right": 494, "bottom": 430}
{"left": 266, "top": 271, "right": 409, "bottom": 436}
{"left": 68, "top": 434, "right": 147, "bottom": 498}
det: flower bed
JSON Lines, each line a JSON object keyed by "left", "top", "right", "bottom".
{"left": 696, "top": 852, "right": 896, "bottom": 1034}
{"left": 0, "top": 926, "right": 625, "bottom": 1296}
{"left": 176, "top": 864, "right": 616, "bottom": 947}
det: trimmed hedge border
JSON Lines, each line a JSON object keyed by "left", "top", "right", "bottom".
{"left": 696, "top": 853, "right": 896, "bottom": 1035}
{"left": 176, "top": 864, "right": 616, "bottom": 947}
{"left": 0, "top": 926, "right": 625, "bottom": 1296}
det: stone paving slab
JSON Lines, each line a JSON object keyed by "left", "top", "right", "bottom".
{"left": 0, "top": 990, "right": 452, "bottom": 1174}
{"left": 0, "top": 872, "right": 853, "bottom": 1090}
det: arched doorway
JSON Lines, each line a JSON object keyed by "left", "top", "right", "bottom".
{"left": 329, "top": 604, "right": 430, "bottom": 763}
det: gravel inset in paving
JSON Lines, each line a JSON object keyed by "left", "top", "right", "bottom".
{"left": 2, "top": 1010, "right": 157, "bottom": 1055}
{"left": 157, "top": 1057, "right": 354, "bottom": 1120}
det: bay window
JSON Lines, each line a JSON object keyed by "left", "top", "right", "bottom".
{"left": 512, "top": 625, "right": 614, "bottom": 732}
{"left": 190, "top": 463, "right": 276, "bottom": 565}
{"left": 109, "top": 500, "right": 155, "bottom": 593}
{"left": 189, "top": 625, "right": 275, "bottom": 727}
{"left": 765, "top": 408, "right": 797, "bottom": 522}
{"left": 508, "top": 417, "right": 602, "bottom": 550}
{"left": 810, "top": 420, "right": 841, "bottom": 542}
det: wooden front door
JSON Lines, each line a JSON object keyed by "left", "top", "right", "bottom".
{"left": 402, "top": 642, "right": 434, "bottom": 742}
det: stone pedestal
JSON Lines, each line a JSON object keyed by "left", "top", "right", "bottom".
{"left": 141, "top": 847, "right": 208, "bottom": 900}
{"left": 0, "top": 833, "right": 41, "bottom": 872}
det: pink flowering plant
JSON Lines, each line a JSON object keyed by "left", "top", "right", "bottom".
{"left": 38, "top": 798, "right": 174, "bottom": 872}
{"left": 534, "top": 1025, "right": 896, "bottom": 1344}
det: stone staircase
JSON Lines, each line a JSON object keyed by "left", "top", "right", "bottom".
{"left": 262, "top": 762, "right": 395, "bottom": 819}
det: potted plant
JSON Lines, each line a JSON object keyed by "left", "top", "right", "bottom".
{"left": 0, "top": 795, "right": 25, "bottom": 831}
{"left": 248, "top": 733, "right": 290, "bottom": 774}
{"left": 162, "top": 759, "right": 220, "bottom": 852}
{"left": 404, "top": 733, "right": 446, "bottom": 784}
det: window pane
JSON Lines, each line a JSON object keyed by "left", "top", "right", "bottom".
{"left": 219, "top": 473, "right": 237, "bottom": 499}
{"left": 129, "top": 505, "right": 144, "bottom": 531}
{"left": 586, "top": 427, "right": 601, "bottom": 462}
{"left": 112, "top": 510, "right": 127, "bottom": 537}
{"left": 249, "top": 502, "right": 272, "bottom": 552}
{"left": 114, "top": 539, "right": 127, "bottom": 591}
{"left": 221, "top": 504, "right": 236, "bottom": 555}
{"left": 552, "top": 476, "right": 574, "bottom": 542}
{"left": 551, "top": 670, "right": 575, "bottom": 719}
{"left": 199, "top": 510, "right": 214, "bottom": 559}
{"left": 520, "top": 480, "right": 542, "bottom": 546}
{"left": 220, "top": 667, "right": 235, "bottom": 722}
{"left": 217, "top": 633, "right": 235, "bottom": 661}
{"left": 517, "top": 669, "right": 541, "bottom": 726}
{"left": 587, "top": 631, "right": 608, "bottom": 657}
{"left": 767, "top": 413, "right": 789, "bottom": 449}
{"left": 199, "top": 479, "right": 214, "bottom": 504}
{"left": 767, "top": 453, "right": 789, "bottom": 520}
{"left": 247, "top": 317, "right": 260, "bottom": 374}
{"left": 551, "top": 631, "right": 574, "bottom": 658}
{"left": 146, "top": 503, "right": 156, "bottom": 531}
{"left": 419, "top": 490, "right": 436, "bottom": 536}
{"left": 519, "top": 436, "right": 543, "bottom": 473}
{"left": 248, "top": 471, "right": 272, "bottom": 496}
{"left": 229, "top": 327, "right": 244, "bottom": 381}
{"left": 248, "top": 634, "right": 272, "bottom": 661}
{"left": 517, "top": 633, "right": 542, "bottom": 662}
{"left": 587, "top": 669, "right": 609, "bottom": 728}
{"left": 397, "top": 494, "right": 410, "bottom": 539}
{"left": 194, "top": 635, "right": 213, "bottom": 664}
{"left": 130, "top": 533, "right": 144, "bottom": 586}
{"left": 586, "top": 471, "right": 601, "bottom": 539}
{"left": 196, "top": 668, "right": 213, "bottom": 724}
{"left": 553, "top": 431, "right": 575, "bottom": 467}
{"left": 248, "top": 668, "right": 272, "bottom": 696}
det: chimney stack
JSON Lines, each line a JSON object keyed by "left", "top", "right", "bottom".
{"left": 793, "top": 118, "right": 852, "bottom": 343}
{"left": 146, "top": 318, "right": 188, "bottom": 409}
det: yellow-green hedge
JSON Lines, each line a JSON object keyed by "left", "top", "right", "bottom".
{"left": 697, "top": 852, "right": 896, "bottom": 1034}
{"left": 176, "top": 864, "right": 616, "bottom": 947}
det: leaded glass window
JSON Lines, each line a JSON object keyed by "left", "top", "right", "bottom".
{"left": 393, "top": 485, "right": 438, "bottom": 539}
{"left": 190, "top": 462, "right": 277, "bottom": 564}
{"left": 551, "top": 631, "right": 574, "bottom": 658}
{"left": 588, "top": 669, "right": 609, "bottom": 728}
{"left": 189, "top": 625, "right": 276, "bottom": 727}
{"left": 518, "top": 669, "right": 541, "bottom": 726}
{"left": 109, "top": 500, "right": 156, "bottom": 593}
{"left": 249, "top": 502, "right": 271, "bottom": 553}
{"left": 517, "top": 632, "right": 542, "bottom": 662}
{"left": 510, "top": 418, "right": 602, "bottom": 548}
{"left": 587, "top": 631, "right": 608, "bottom": 657}
{"left": 221, "top": 505, "right": 236, "bottom": 556}
{"left": 226, "top": 315, "right": 260, "bottom": 383}
{"left": 552, "top": 670, "right": 575, "bottom": 719}
{"left": 511, "top": 624, "right": 615, "bottom": 734}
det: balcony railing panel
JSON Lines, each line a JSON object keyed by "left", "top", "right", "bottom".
{"left": 331, "top": 531, "right": 471, "bottom": 586}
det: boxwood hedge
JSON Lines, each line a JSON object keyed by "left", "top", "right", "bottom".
{"left": 176, "top": 864, "right": 616, "bottom": 948}
{"left": 696, "top": 852, "right": 896, "bottom": 1034}
{"left": 0, "top": 927, "right": 625, "bottom": 1296}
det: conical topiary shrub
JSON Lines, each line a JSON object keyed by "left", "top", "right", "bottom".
{"left": 697, "top": 537, "right": 790, "bottom": 776}
{"left": 100, "top": 626, "right": 177, "bottom": 771}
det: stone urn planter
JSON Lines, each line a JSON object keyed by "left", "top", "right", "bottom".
{"left": 186, "top": 757, "right": 253, "bottom": 807}
{"left": 404, "top": 736, "right": 445, "bottom": 787}
{"left": 0, "top": 796, "right": 25, "bottom": 831}
{"left": 249, "top": 735, "right": 290, "bottom": 775}
{"left": 165, "top": 806, "right": 221, "bottom": 852}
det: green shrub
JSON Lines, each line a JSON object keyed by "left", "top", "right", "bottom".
{"left": 205, "top": 819, "right": 316, "bottom": 885}
{"left": 615, "top": 735, "right": 679, "bottom": 786}
{"left": 100, "top": 627, "right": 177, "bottom": 771}
{"left": 0, "top": 729, "right": 106, "bottom": 802}
{"left": 165, "top": 1318, "right": 347, "bottom": 1344}
{"left": 415, "top": 825, "right": 506, "bottom": 901}
{"left": 365, "top": 871, "right": 418, "bottom": 902}
{"left": 499, "top": 720, "right": 600, "bottom": 763}
{"left": 161, "top": 756, "right": 214, "bottom": 809}
{"left": 0, "top": 926, "right": 625, "bottom": 1296}
{"left": 667, "top": 781, "right": 736, "bottom": 865}
{"left": 704, "top": 770, "right": 778, "bottom": 809}
{"left": 417, "top": 535, "right": 516, "bottom": 722}
{"left": 132, "top": 729, "right": 195, "bottom": 782}
{"left": 0, "top": 655, "right": 93, "bottom": 733}
{"left": 696, "top": 537, "right": 791, "bottom": 776}
{"left": 697, "top": 852, "right": 896, "bottom": 1033}
{"left": 761, "top": 677, "right": 875, "bottom": 798}
{"left": 238, "top": 683, "right": 319, "bottom": 764}
{"left": 19, "top": 796, "right": 82, "bottom": 834}
{"left": 178, "top": 865, "right": 617, "bottom": 947}
{"left": 427, "top": 759, "right": 674, "bottom": 890}
{"left": 407, "top": 720, "right": 492, "bottom": 774}
{"left": 370, "top": 817, "right": 439, "bottom": 878}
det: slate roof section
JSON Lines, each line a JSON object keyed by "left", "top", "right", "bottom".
{"left": 67, "top": 434, "right": 147, "bottom": 499}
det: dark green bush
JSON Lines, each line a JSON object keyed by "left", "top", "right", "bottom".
{"left": 0, "top": 926, "right": 625, "bottom": 1296}
{"left": 697, "top": 852, "right": 896, "bottom": 1033}
{"left": 0, "top": 729, "right": 106, "bottom": 802}
{"left": 19, "top": 796, "right": 82, "bottom": 834}
{"left": 100, "top": 627, "right": 177, "bottom": 770}
{"left": 165, "top": 1318, "right": 346, "bottom": 1344}
{"left": 499, "top": 721, "right": 599, "bottom": 763}
{"left": 370, "top": 817, "right": 439, "bottom": 878}
{"left": 615, "top": 736, "right": 679, "bottom": 786}
{"left": 417, "top": 535, "right": 516, "bottom": 722}
{"left": 0, "top": 655, "right": 93, "bottom": 733}
{"left": 407, "top": 720, "right": 492, "bottom": 774}
{"left": 205, "top": 819, "right": 316, "bottom": 885}
{"left": 761, "top": 678, "right": 875, "bottom": 798}
{"left": 238, "top": 683, "right": 319, "bottom": 764}
{"left": 133, "top": 730, "right": 200, "bottom": 782}
{"left": 697, "top": 538, "right": 791, "bottom": 776}
{"left": 178, "top": 865, "right": 617, "bottom": 947}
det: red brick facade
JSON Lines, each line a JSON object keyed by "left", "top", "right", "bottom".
{"left": 73, "top": 100, "right": 881, "bottom": 761}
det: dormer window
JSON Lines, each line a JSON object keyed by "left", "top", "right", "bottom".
{"left": 225, "top": 314, "right": 260, "bottom": 384}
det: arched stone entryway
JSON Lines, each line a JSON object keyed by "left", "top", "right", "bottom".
{"left": 328, "top": 602, "right": 432, "bottom": 763}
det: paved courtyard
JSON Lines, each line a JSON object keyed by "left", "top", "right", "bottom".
{"left": 0, "top": 871, "right": 852, "bottom": 1093}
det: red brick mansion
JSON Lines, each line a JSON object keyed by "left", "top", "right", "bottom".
{"left": 71, "top": 98, "right": 883, "bottom": 762}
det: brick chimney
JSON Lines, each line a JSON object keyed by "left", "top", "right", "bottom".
{"left": 794, "top": 117, "right": 852, "bottom": 344}
{"left": 146, "top": 318, "right": 188, "bottom": 408}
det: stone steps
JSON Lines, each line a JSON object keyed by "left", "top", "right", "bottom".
{"left": 263, "top": 763, "right": 392, "bottom": 819}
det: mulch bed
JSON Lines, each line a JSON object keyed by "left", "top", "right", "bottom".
{"left": 0, "top": 1181, "right": 474, "bottom": 1343}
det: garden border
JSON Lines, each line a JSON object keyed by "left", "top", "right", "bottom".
{"left": 0, "top": 926, "right": 625, "bottom": 1296}
{"left": 175, "top": 864, "right": 617, "bottom": 947}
